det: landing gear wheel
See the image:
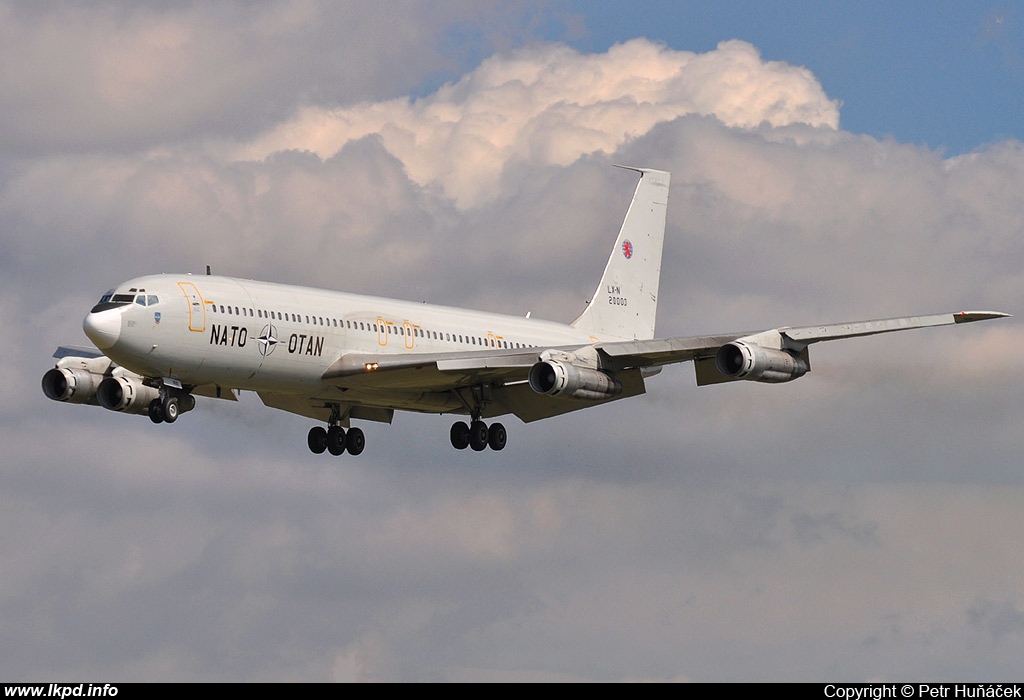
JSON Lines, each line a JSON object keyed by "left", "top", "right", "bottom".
{"left": 469, "top": 420, "right": 489, "bottom": 452}
{"left": 327, "top": 425, "right": 347, "bottom": 456}
{"left": 162, "top": 396, "right": 179, "bottom": 424}
{"left": 450, "top": 421, "right": 470, "bottom": 450}
{"left": 487, "top": 422, "right": 507, "bottom": 451}
{"left": 307, "top": 426, "right": 328, "bottom": 454}
{"left": 148, "top": 399, "right": 164, "bottom": 424}
{"left": 346, "top": 427, "right": 365, "bottom": 456}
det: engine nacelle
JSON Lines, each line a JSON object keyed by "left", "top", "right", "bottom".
{"left": 96, "top": 375, "right": 162, "bottom": 415}
{"left": 528, "top": 360, "right": 622, "bottom": 400}
{"left": 42, "top": 367, "right": 101, "bottom": 404}
{"left": 715, "top": 341, "right": 809, "bottom": 383}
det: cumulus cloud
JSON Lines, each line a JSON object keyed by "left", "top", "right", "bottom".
{"left": 232, "top": 38, "right": 840, "bottom": 207}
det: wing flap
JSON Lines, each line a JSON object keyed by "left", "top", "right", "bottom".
{"left": 192, "top": 384, "right": 238, "bottom": 401}
{"left": 322, "top": 349, "right": 544, "bottom": 391}
{"left": 596, "top": 333, "right": 746, "bottom": 369}
{"left": 258, "top": 392, "right": 394, "bottom": 425}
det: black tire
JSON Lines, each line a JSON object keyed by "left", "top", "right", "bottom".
{"left": 162, "top": 396, "right": 179, "bottom": 423}
{"left": 469, "top": 420, "right": 488, "bottom": 451}
{"left": 307, "top": 426, "right": 328, "bottom": 454}
{"left": 487, "top": 422, "right": 507, "bottom": 451}
{"left": 450, "top": 421, "right": 470, "bottom": 450}
{"left": 346, "top": 427, "right": 365, "bottom": 456}
{"left": 327, "top": 425, "right": 347, "bottom": 456}
{"left": 148, "top": 399, "right": 164, "bottom": 424}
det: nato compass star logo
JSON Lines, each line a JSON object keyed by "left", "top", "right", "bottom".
{"left": 622, "top": 239, "right": 633, "bottom": 259}
{"left": 256, "top": 324, "right": 279, "bottom": 357}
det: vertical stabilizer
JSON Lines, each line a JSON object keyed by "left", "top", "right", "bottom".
{"left": 571, "top": 167, "right": 670, "bottom": 340}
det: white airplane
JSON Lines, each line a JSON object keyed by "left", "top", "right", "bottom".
{"left": 43, "top": 166, "right": 1008, "bottom": 455}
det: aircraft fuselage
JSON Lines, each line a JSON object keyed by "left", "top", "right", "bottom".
{"left": 87, "top": 274, "right": 598, "bottom": 397}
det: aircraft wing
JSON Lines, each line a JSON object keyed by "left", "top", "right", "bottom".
{"left": 314, "top": 310, "right": 1008, "bottom": 419}
{"left": 597, "top": 311, "right": 1010, "bottom": 368}
{"left": 597, "top": 310, "right": 1009, "bottom": 385}
{"left": 779, "top": 310, "right": 1009, "bottom": 344}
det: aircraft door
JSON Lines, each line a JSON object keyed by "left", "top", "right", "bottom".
{"left": 178, "top": 282, "right": 206, "bottom": 332}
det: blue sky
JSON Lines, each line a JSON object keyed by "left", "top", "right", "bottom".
{"left": 562, "top": 1, "right": 1023, "bottom": 153}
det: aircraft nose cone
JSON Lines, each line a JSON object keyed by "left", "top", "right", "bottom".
{"left": 83, "top": 309, "right": 122, "bottom": 349}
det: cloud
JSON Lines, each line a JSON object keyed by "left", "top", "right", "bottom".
{"left": 0, "top": 0, "right": 560, "bottom": 154}
{"left": 231, "top": 38, "right": 840, "bottom": 207}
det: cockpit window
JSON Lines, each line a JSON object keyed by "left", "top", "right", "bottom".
{"left": 91, "top": 290, "right": 145, "bottom": 313}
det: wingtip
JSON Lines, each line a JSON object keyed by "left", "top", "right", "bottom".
{"left": 953, "top": 311, "right": 1012, "bottom": 323}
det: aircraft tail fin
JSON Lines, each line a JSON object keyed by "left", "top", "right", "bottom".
{"left": 571, "top": 167, "right": 670, "bottom": 341}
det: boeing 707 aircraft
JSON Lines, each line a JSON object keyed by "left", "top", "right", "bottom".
{"left": 43, "top": 167, "right": 1009, "bottom": 455}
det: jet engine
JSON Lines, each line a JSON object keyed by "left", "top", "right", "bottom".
{"left": 96, "top": 375, "right": 162, "bottom": 415}
{"left": 528, "top": 360, "right": 622, "bottom": 400}
{"left": 41, "top": 367, "right": 102, "bottom": 405}
{"left": 715, "top": 341, "right": 809, "bottom": 383}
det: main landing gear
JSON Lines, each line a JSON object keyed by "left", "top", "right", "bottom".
{"left": 450, "top": 420, "right": 506, "bottom": 452}
{"left": 148, "top": 392, "right": 195, "bottom": 424}
{"left": 447, "top": 385, "right": 506, "bottom": 452}
{"left": 307, "top": 425, "right": 365, "bottom": 456}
